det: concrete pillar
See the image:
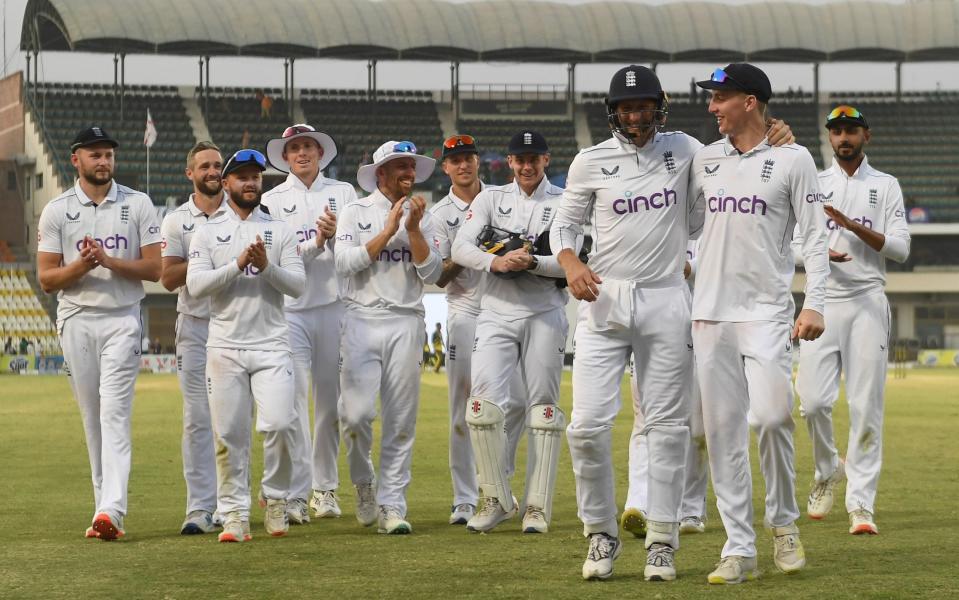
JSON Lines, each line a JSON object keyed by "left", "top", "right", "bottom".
{"left": 897, "top": 301, "right": 916, "bottom": 340}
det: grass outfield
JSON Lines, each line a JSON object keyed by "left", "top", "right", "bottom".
{"left": 1, "top": 370, "right": 957, "bottom": 599}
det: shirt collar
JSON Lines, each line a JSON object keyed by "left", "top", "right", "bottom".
{"left": 74, "top": 179, "right": 118, "bottom": 206}
{"left": 516, "top": 176, "right": 550, "bottom": 201}
{"left": 446, "top": 181, "right": 485, "bottom": 210}
{"left": 830, "top": 154, "right": 871, "bottom": 180}
{"left": 368, "top": 188, "right": 395, "bottom": 211}
{"left": 723, "top": 136, "right": 771, "bottom": 157}
{"left": 187, "top": 192, "right": 229, "bottom": 218}
{"left": 287, "top": 171, "right": 327, "bottom": 192}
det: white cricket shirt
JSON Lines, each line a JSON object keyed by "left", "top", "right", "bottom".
{"left": 260, "top": 172, "right": 358, "bottom": 311}
{"left": 430, "top": 184, "right": 487, "bottom": 317}
{"left": 37, "top": 180, "right": 161, "bottom": 324}
{"left": 689, "top": 138, "right": 830, "bottom": 324}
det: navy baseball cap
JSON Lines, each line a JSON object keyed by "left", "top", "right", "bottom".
{"left": 71, "top": 126, "right": 118, "bottom": 152}
{"left": 222, "top": 149, "right": 267, "bottom": 178}
{"left": 507, "top": 131, "right": 549, "bottom": 155}
{"left": 697, "top": 63, "right": 773, "bottom": 103}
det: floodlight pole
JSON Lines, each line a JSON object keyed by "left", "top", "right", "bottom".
{"left": 284, "top": 59, "right": 289, "bottom": 105}
{"left": 813, "top": 62, "right": 820, "bottom": 102}
{"left": 120, "top": 53, "right": 126, "bottom": 123}
{"left": 567, "top": 63, "right": 576, "bottom": 120}
{"left": 204, "top": 56, "right": 210, "bottom": 116}
{"left": 289, "top": 57, "right": 295, "bottom": 121}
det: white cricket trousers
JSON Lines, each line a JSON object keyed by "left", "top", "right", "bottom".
{"left": 625, "top": 357, "right": 709, "bottom": 520}
{"left": 446, "top": 310, "right": 529, "bottom": 507}
{"left": 693, "top": 320, "right": 799, "bottom": 558}
{"left": 567, "top": 281, "right": 691, "bottom": 537}
{"left": 206, "top": 348, "right": 296, "bottom": 519}
{"left": 339, "top": 311, "right": 423, "bottom": 515}
{"left": 796, "top": 293, "right": 890, "bottom": 513}
{"left": 469, "top": 308, "right": 568, "bottom": 411}
{"left": 175, "top": 313, "right": 216, "bottom": 515}
{"left": 286, "top": 302, "right": 345, "bottom": 499}
{"left": 60, "top": 304, "right": 141, "bottom": 519}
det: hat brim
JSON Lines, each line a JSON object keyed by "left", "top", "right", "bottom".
{"left": 71, "top": 139, "right": 119, "bottom": 152}
{"left": 357, "top": 154, "right": 436, "bottom": 193}
{"left": 506, "top": 147, "right": 550, "bottom": 156}
{"left": 266, "top": 131, "right": 337, "bottom": 173}
{"left": 696, "top": 80, "right": 770, "bottom": 102}
{"left": 222, "top": 161, "right": 267, "bottom": 178}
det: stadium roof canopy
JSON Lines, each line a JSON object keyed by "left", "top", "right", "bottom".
{"left": 19, "top": 0, "right": 959, "bottom": 63}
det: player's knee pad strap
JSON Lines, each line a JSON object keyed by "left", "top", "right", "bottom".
{"left": 466, "top": 397, "right": 513, "bottom": 511}
{"left": 525, "top": 404, "right": 566, "bottom": 521}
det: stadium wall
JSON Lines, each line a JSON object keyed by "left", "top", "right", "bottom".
{"left": 0, "top": 73, "right": 26, "bottom": 245}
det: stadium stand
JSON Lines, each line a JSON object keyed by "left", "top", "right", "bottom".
{"left": 300, "top": 89, "right": 444, "bottom": 186}
{"left": 0, "top": 264, "right": 59, "bottom": 355}
{"left": 26, "top": 83, "right": 196, "bottom": 205}
{"left": 200, "top": 86, "right": 292, "bottom": 165}
{"left": 829, "top": 92, "right": 959, "bottom": 222}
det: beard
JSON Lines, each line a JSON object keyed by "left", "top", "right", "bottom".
{"left": 195, "top": 178, "right": 222, "bottom": 196}
{"left": 80, "top": 168, "right": 112, "bottom": 186}
{"left": 232, "top": 193, "right": 261, "bottom": 210}
{"left": 835, "top": 143, "right": 864, "bottom": 162}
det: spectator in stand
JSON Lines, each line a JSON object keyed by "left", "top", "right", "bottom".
{"left": 141, "top": 335, "right": 151, "bottom": 355}
{"left": 257, "top": 90, "right": 274, "bottom": 119}
{"left": 152, "top": 337, "right": 162, "bottom": 355}
{"left": 241, "top": 128, "right": 251, "bottom": 149}
{"left": 20, "top": 336, "right": 28, "bottom": 355}
{"left": 3, "top": 337, "right": 13, "bottom": 354}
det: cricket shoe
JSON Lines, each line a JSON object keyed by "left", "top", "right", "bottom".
{"left": 377, "top": 505, "right": 412, "bottom": 535}
{"left": 644, "top": 542, "right": 677, "bottom": 581}
{"left": 310, "top": 490, "right": 342, "bottom": 519}
{"left": 849, "top": 508, "right": 879, "bottom": 535}
{"left": 287, "top": 498, "right": 310, "bottom": 525}
{"left": 680, "top": 516, "right": 706, "bottom": 534}
{"left": 264, "top": 499, "right": 289, "bottom": 537}
{"left": 620, "top": 507, "right": 647, "bottom": 538}
{"left": 91, "top": 512, "right": 125, "bottom": 541}
{"left": 707, "top": 556, "right": 759, "bottom": 585}
{"left": 449, "top": 503, "right": 475, "bottom": 525}
{"left": 772, "top": 522, "right": 806, "bottom": 573}
{"left": 180, "top": 510, "right": 217, "bottom": 535}
{"left": 807, "top": 459, "right": 845, "bottom": 519}
{"left": 355, "top": 480, "right": 378, "bottom": 527}
{"left": 218, "top": 512, "right": 252, "bottom": 543}
{"left": 84, "top": 527, "right": 99, "bottom": 539}
{"left": 466, "top": 496, "right": 518, "bottom": 533}
{"left": 522, "top": 506, "right": 548, "bottom": 534}
{"left": 582, "top": 532, "right": 622, "bottom": 580}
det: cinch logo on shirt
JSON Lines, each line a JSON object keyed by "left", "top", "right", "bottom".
{"left": 242, "top": 264, "right": 262, "bottom": 276}
{"left": 828, "top": 216, "right": 873, "bottom": 231}
{"left": 75, "top": 234, "right": 129, "bottom": 251}
{"left": 148, "top": 225, "right": 160, "bottom": 234}
{"left": 378, "top": 247, "right": 413, "bottom": 262}
{"left": 297, "top": 226, "right": 319, "bottom": 243}
{"left": 612, "top": 188, "right": 677, "bottom": 214}
{"left": 707, "top": 195, "right": 768, "bottom": 215}
{"left": 805, "top": 192, "right": 828, "bottom": 203}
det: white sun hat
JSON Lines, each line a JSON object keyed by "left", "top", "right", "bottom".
{"left": 356, "top": 140, "right": 435, "bottom": 193}
{"left": 265, "top": 124, "right": 337, "bottom": 173}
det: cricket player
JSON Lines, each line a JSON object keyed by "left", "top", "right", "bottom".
{"left": 430, "top": 134, "right": 529, "bottom": 526}
{"left": 335, "top": 140, "right": 442, "bottom": 535}
{"left": 262, "top": 124, "right": 358, "bottom": 523}
{"left": 452, "top": 130, "right": 574, "bottom": 536}
{"left": 623, "top": 240, "right": 710, "bottom": 539}
{"left": 689, "top": 63, "right": 830, "bottom": 584}
{"left": 160, "top": 141, "right": 230, "bottom": 535}
{"left": 37, "top": 126, "right": 162, "bottom": 541}
{"left": 795, "top": 105, "right": 910, "bottom": 535}
{"left": 186, "top": 149, "right": 305, "bottom": 542}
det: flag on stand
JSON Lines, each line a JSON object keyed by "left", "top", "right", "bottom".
{"left": 144, "top": 109, "right": 157, "bottom": 148}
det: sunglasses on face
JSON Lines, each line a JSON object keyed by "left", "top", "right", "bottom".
{"left": 443, "top": 134, "right": 475, "bottom": 149}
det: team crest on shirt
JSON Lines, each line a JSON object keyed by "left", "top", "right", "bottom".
{"left": 120, "top": 205, "right": 130, "bottom": 223}
{"left": 869, "top": 189, "right": 878, "bottom": 207}
{"left": 704, "top": 164, "right": 720, "bottom": 177}
{"left": 263, "top": 230, "right": 273, "bottom": 246}
{"left": 760, "top": 160, "right": 775, "bottom": 183}
{"left": 66, "top": 211, "right": 80, "bottom": 222}
{"left": 663, "top": 151, "right": 676, "bottom": 174}
{"left": 328, "top": 198, "right": 338, "bottom": 212}
{"left": 601, "top": 165, "right": 620, "bottom": 180}
{"left": 283, "top": 204, "right": 297, "bottom": 214}
{"left": 541, "top": 206, "right": 553, "bottom": 225}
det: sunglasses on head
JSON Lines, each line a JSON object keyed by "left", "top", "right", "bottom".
{"left": 392, "top": 141, "right": 418, "bottom": 154}
{"left": 229, "top": 149, "right": 267, "bottom": 167}
{"left": 282, "top": 124, "right": 316, "bottom": 138}
{"left": 709, "top": 68, "right": 745, "bottom": 88}
{"left": 443, "top": 134, "right": 475, "bottom": 149}
{"left": 827, "top": 105, "right": 863, "bottom": 121}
